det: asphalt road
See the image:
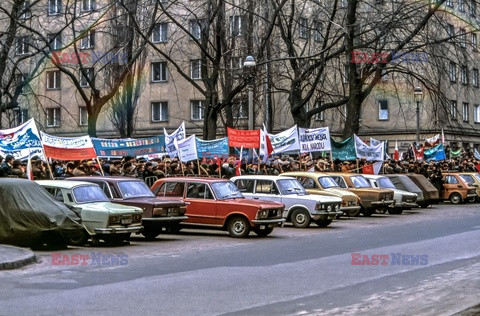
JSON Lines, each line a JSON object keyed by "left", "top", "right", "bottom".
{"left": 1, "top": 204, "right": 479, "bottom": 316}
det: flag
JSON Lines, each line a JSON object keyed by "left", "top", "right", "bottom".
{"left": 412, "top": 144, "right": 424, "bottom": 161}
{"left": 263, "top": 124, "right": 274, "bottom": 161}
{"left": 26, "top": 148, "right": 33, "bottom": 180}
{"left": 476, "top": 164, "right": 480, "bottom": 172}
{"left": 424, "top": 134, "right": 440, "bottom": 147}
{"left": 474, "top": 148, "right": 480, "bottom": 160}
{"left": 424, "top": 144, "right": 446, "bottom": 162}
{"left": 40, "top": 132, "right": 97, "bottom": 161}
{"left": 441, "top": 128, "right": 445, "bottom": 144}
{"left": 449, "top": 148, "right": 462, "bottom": 158}
{"left": 235, "top": 146, "right": 243, "bottom": 176}
{"left": 362, "top": 164, "right": 374, "bottom": 174}
{"left": 393, "top": 140, "right": 399, "bottom": 161}
{"left": 373, "top": 162, "right": 383, "bottom": 175}
{"left": 164, "top": 122, "right": 186, "bottom": 158}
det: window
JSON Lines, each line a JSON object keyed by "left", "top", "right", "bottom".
{"left": 314, "top": 101, "right": 324, "bottom": 121}
{"left": 463, "top": 102, "right": 469, "bottom": 122}
{"left": 48, "top": 33, "right": 62, "bottom": 51}
{"left": 343, "top": 64, "right": 349, "bottom": 83}
{"left": 447, "top": 23, "right": 454, "bottom": 37}
{"left": 234, "top": 179, "right": 255, "bottom": 193}
{"left": 230, "top": 16, "right": 244, "bottom": 36}
{"left": 80, "top": 30, "right": 95, "bottom": 49}
{"left": 14, "top": 109, "right": 28, "bottom": 125}
{"left": 459, "top": 0, "right": 465, "bottom": 11}
{"left": 16, "top": 36, "right": 29, "bottom": 55}
{"left": 15, "top": 73, "right": 26, "bottom": 94}
{"left": 82, "top": 0, "right": 96, "bottom": 11}
{"left": 151, "top": 61, "right": 168, "bottom": 82}
{"left": 461, "top": 65, "right": 468, "bottom": 84}
{"left": 190, "top": 19, "right": 206, "bottom": 40}
{"left": 79, "top": 68, "right": 94, "bottom": 87}
{"left": 474, "top": 104, "right": 480, "bottom": 122}
{"left": 445, "top": 175, "right": 458, "bottom": 184}
{"left": 446, "top": 0, "right": 453, "bottom": 7}
{"left": 191, "top": 100, "right": 205, "bottom": 120}
{"left": 151, "top": 102, "right": 168, "bottom": 122}
{"left": 232, "top": 102, "right": 247, "bottom": 119}
{"left": 152, "top": 23, "right": 168, "bottom": 43}
{"left": 340, "top": 0, "right": 348, "bottom": 8}
{"left": 472, "top": 33, "right": 477, "bottom": 49}
{"left": 19, "top": 0, "right": 31, "bottom": 19}
{"left": 186, "top": 183, "right": 213, "bottom": 199}
{"left": 79, "top": 106, "right": 88, "bottom": 126}
{"left": 255, "top": 180, "right": 278, "bottom": 194}
{"left": 451, "top": 100, "right": 457, "bottom": 120}
{"left": 190, "top": 59, "right": 202, "bottom": 79}
{"left": 46, "top": 108, "right": 61, "bottom": 127}
{"left": 313, "top": 21, "right": 323, "bottom": 42}
{"left": 471, "top": 0, "right": 477, "bottom": 17}
{"left": 46, "top": 70, "right": 61, "bottom": 89}
{"left": 473, "top": 68, "right": 479, "bottom": 87}
{"left": 449, "top": 62, "right": 457, "bottom": 82}
{"left": 48, "top": 0, "right": 62, "bottom": 15}
{"left": 299, "top": 18, "right": 308, "bottom": 39}
{"left": 460, "top": 28, "right": 467, "bottom": 48}
{"left": 378, "top": 100, "right": 389, "bottom": 120}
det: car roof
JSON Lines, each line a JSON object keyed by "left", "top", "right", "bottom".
{"left": 71, "top": 176, "right": 144, "bottom": 183}
{"left": 326, "top": 172, "right": 365, "bottom": 177}
{"left": 362, "top": 175, "right": 386, "bottom": 179}
{"left": 160, "top": 177, "right": 229, "bottom": 183}
{"left": 282, "top": 171, "right": 328, "bottom": 176}
{"left": 231, "top": 175, "right": 295, "bottom": 181}
{"left": 36, "top": 180, "right": 100, "bottom": 189}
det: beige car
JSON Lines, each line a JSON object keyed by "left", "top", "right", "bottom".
{"left": 325, "top": 173, "right": 395, "bottom": 217}
{"left": 281, "top": 172, "right": 361, "bottom": 217}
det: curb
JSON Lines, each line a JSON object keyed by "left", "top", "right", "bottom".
{"left": 0, "top": 245, "right": 37, "bottom": 270}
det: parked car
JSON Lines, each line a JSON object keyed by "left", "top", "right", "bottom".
{"left": 0, "top": 178, "right": 84, "bottom": 247}
{"left": 231, "top": 175, "right": 342, "bottom": 228}
{"left": 406, "top": 174, "right": 440, "bottom": 206}
{"left": 37, "top": 180, "right": 143, "bottom": 245}
{"left": 280, "top": 172, "right": 361, "bottom": 217}
{"left": 386, "top": 174, "right": 430, "bottom": 208}
{"left": 458, "top": 172, "right": 480, "bottom": 202}
{"left": 151, "top": 177, "right": 285, "bottom": 238}
{"left": 442, "top": 173, "right": 477, "bottom": 204}
{"left": 363, "top": 175, "right": 418, "bottom": 214}
{"left": 70, "top": 177, "right": 187, "bottom": 240}
{"left": 325, "top": 173, "right": 395, "bottom": 216}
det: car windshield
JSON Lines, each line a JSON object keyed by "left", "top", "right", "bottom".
{"left": 474, "top": 174, "right": 480, "bottom": 183}
{"left": 211, "top": 181, "right": 244, "bottom": 200}
{"left": 351, "top": 176, "right": 372, "bottom": 188}
{"left": 73, "top": 185, "right": 110, "bottom": 203}
{"left": 318, "top": 176, "right": 340, "bottom": 188}
{"left": 377, "top": 177, "right": 396, "bottom": 189}
{"left": 118, "top": 181, "right": 155, "bottom": 199}
{"left": 460, "top": 174, "right": 475, "bottom": 184}
{"left": 277, "top": 179, "right": 307, "bottom": 195}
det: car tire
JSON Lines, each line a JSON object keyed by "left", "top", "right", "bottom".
{"left": 418, "top": 202, "right": 430, "bottom": 208}
{"left": 103, "top": 233, "right": 130, "bottom": 245}
{"left": 142, "top": 227, "right": 162, "bottom": 240}
{"left": 165, "top": 223, "right": 182, "bottom": 234}
{"left": 66, "top": 229, "right": 89, "bottom": 246}
{"left": 253, "top": 226, "right": 274, "bottom": 237}
{"left": 290, "top": 208, "right": 311, "bottom": 228}
{"left": 449, "top": 193, "right": 463, "bottom": 204}
{"left": 467, "top": 196, "right": 477, "bottom": 203}
{"left": 228, "top": 216, "right": 250, "bottom": 238}
{"left": 348, "top": 208, "right": 361, "bottom": 217}
{"left": 314, "top": 219, "right": 332, "bottom": 227}
{"left": 362, "top": 207, "right": 373, "bottom": 217}
{"left": 388, "top": 208, "right": 403, "bottom": 215}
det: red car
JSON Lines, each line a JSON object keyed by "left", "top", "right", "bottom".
{"left": 151, "top": 177, "right": 285, "bottom": 238}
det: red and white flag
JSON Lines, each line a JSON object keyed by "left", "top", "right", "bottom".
{"left": 393, "top": 140, "right": 399, "bottom": 161}
{"left": 40, "top": 132, "right": 97, "bottom": 161}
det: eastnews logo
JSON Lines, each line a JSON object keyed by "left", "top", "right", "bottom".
{"left": 351, "top": 253, "right": 428, "bottom": 265}
{"left": 51, "top": 252, "right": 128, "bottom": 265}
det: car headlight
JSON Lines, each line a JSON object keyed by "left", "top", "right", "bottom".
{"left": 257, "top": 210, "right": 268, "bottom": 219}
{"left": 327, "top": 205, "right": 332, "bottom": 212}
{"left": 109, "top": 216, "right": 121, "bottom": 224}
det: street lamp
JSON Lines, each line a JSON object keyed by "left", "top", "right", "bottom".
{"left": 243, "top": 56, "right": 256, "bottom": 131}
{"left": 413, "top": 86, "right": 424, "bottom": 144}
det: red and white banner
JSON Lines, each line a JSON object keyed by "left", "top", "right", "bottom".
{"left": 40, "top": 132, "right": 97, "bottom": 160}
{"left": 227, "top": 128, "right": 260, "bottom": 148}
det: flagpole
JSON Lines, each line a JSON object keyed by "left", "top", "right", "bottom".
{"left": 96, "top": 157, "right": 105, "bottom": 176}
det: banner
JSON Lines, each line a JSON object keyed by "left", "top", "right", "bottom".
{"left": 227, "top": 128, "right": 260, "bottom": 148}
{"left": 259, "top": 125, "right": 273, "bottom": 161}
{"left": 0, "top": 118, "right": 44, "bottom": 160}
{"left": 298, "top": 127, "right": 331, "bottom": 153}
{"left": 474, "top": 148, "right": 480, "bottom": 160}
{"left": 196, "top": 137, "right": 229, "bottom": 159}
{"left": 331, "top": 137, "right": 356, "bottom": 161}
{"left": 425, "top": 134, "right": 440, "bottom": 147}
{"left": 91, "top": 136, "right": 165, "bottom": 157}
{"left": 424, "top": 144, "right": 446, "bottom": 162}
{"left": 412, "top": 145, "right": 424, "bottom": 161}
{"left": 268, "top": 125, "right": 300, "bottom": 153}
{"left": 164, "top": 122, "right": 186, "bottom": 158}
{"left": 354, "top": 135, "right": 384, "bottom": 161}
{"left": 449, "top": 148, "right": 462, "bottom": 158}
{"left": 175, "top": 135, "right": 198, "bottom": 162}
{"left": 41, "top": 132, "right": 96, "bottom": 161}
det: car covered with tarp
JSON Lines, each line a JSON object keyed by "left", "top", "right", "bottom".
{"left": 0, "top": 178, "right": 84, "bottom": 247}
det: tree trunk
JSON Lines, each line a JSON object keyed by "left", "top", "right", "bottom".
{"left": 342, "top": 94, "right": 362, "bottom": 138}
{"left": 87, "top": 110, "right": 99, "bottom": 137}
{"left": 203, "top": 111, "right": 218, "bottom": 140}
{"left": 290, "top": 83, "right": 310, "bottom": 128}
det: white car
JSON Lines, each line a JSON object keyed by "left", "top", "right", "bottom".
{"left": 231, "top": 175, "right": 342, "bottom": 228}
{"left": 363, "top": 175, "right": 418, "bottom": 214}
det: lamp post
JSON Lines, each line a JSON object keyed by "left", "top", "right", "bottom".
{"left": 243, "top": 56, "right": 256, "bottom": 131}
{"left": 413, "top": 86, "right": 424, "bottom": 144}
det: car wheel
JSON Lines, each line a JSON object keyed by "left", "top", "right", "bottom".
{"left": 362, "top": 207, "right": 373, "bottom": 217}
{"left": 228, "top": 216, "right": 250, "bottom": 238}
{"left": 418, "top": 202, "right": 430, "bottom": 208}
{"left": 66, "top": 229, "right": 89, "bottom": 246}
{"left": 165, "top": 223, "right": 182, "bottom": 234}
{"left": 348, "top": 208, "right": 361, "bottom": 217}
{"left": 449, "top": 193, "right": 463, "bottom": 204}
{"left": 467, "top": 196, "right": 477, "bottom": 203}
{"left": 388, "top": 208, "right": 403, "bottom": 215}
{"left": 290, "top": 208, "right": 311, "bottom": 228}
{"left": 142, "top": 227, "right": 162, "bottom": 240}
{"left": 253, "top": 226, "right": 274, "bottom": 237}
{"left": 315, "top": 219, "right": 332, "bottom": 227}
{"left": 103, "top": 233, "right": 130, "bottom": 245}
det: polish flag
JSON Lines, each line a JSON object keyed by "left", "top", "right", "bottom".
{"left": 393, "top": 140, "right": 399, "bottom": 161}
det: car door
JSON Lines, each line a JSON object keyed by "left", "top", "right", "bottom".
{"left": 183, "top": 182, "right": 219, "bottom": 225}
{"left": 252, "top": 180, "right": 283, "bottom": 205}
{"left": 443, "top": 175, "right": 459, "bottom": 199}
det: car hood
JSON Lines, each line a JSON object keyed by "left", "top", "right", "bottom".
{"left": 281, "top": 194, "right": 342, "bottom": 203}
{"left": 75, "top": 202, "right": 142, "bottom": 214}
{"left": 221, "top": 198, "right": 284, "bottom": 209}
{"left": 324, "top": 188, "right": 359, "bottom": 198}
{"left": 121, "top": 197, "right": 185, "bottom": 207}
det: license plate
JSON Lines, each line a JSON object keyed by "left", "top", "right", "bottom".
{"left": 121, "top": 218, "right": 132, "bottom": 225}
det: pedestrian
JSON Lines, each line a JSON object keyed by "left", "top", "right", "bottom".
{"left": 0, "top": 155, "right": 14, "bottom": 176}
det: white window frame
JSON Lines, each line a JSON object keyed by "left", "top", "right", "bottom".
{"left": 152, "top": 23, "right": 168, "bottom": 43}
{"left": 463, "top": 102, "right": 469, "bottom": 122}
{"left": 299, "top": 18, "right": 309, "bottom": 39}
{"left": 451, "top": 100, "right": 457, "bottom": 120}
{"left": 473, "top": 68, "right": 479, "bottom": 87}
{"left": 474, "top": 104, "right": 480, "bottom": 123}
{"left": 79, "top": 106, "right": 88, "bottom": 126}
{"left": 48, "top": 0, "right": 62, "bottom": 15}
{"left": 82, "top": 0, "right": 96, "bottom": 11}
{"left": 151, "top": 61, "right": 168, "bottom": 82}
{"left": 190, "top": 59, "right": 202, "bottom": 79}
{"left": 79, "top": 68, "right": 94, "bottom": 87}
{"left": 46, "top": 70, "right": 61, "bottom": 89}
{"left": 472, "top": 33, "right": 478, "bottom": 49}
{"left": 48, "top": 33, "right": 62, "bottom": 51}
{"left": 459, "top": 0, "right": 465, "bottom": 11}
{"left": 230, "top": 15, "right": 243, "bottom": 36}
{"left": 190, "top": 19, "right": 205, "bottom": 40}
{"left": 461, "top": 65, "right": 468, "bottom": 84}
{"left": 151, "top": 102, "right": 168, "bottom": 122}
{"left": 46, "top": 108, "right": 61, "bottom": 127}
{"left": 314, "top": 101, "right": 324, "bottom": 121}
{"left": 16, "top": 36, "right": 29, "bottom": 55}
{"left": 80, "top": 30, "right": 95, "bottom": 49}
{"left": 20, "top": 0, "right": 32, "bottom": 19}
{"left": 14, "top": 108, "right": 28, "bottom": 125}
{"left": 191, "top": 100, "right": 205, "bottom": 120}
{"left": 232, "top": 102, "right": 247, "bottom": 119}
{"left": 313, "top": 21, "right": 322, "bottom": 42}
{"left": 378, "top": 100, "right": 389, "bottom": 120}
{"left": 446, "top": 0, "right": 453, "bottom": 7}
{"left": 449, "top": 62, "right": 457, "bottom": 82}
{"left": 460, "top": 28, "right": 467, "bottom": 48}
{"left": 471, "top": 0, "right": 477, "bottom": 17}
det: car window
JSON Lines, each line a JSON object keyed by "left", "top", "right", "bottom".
{"left": 211, "top": 181, "right": 244, "bottom": 200}
{"left": 300, "top": 177, "right": 316, "bottom": 189}
{"left": 318, "top": 176, "right": 339, "bottom": 188}
{"left": 256, "top": 180, "right": 278, "bottom": 194}
{"left": 235, "top": 179, "right": 255, "bottom": 193}
{"left": 73, "top": 186, "right": 110, "bottom": 203}
{"left": 157, "top": 182, "right": 185, "bottom": 197}
{"left": 377, "top": 177, "right": 396, "bottom": 189}
{"left": 330, "top": 176, "right": 347, "bottom": 188}
{"left": 445, "top": 175, "right": 458, "bottom": 184}
{"left": 186, "top": 183, "right": 213, "bottom": 199}
{"left": 459, "top": 174, "right": 474, "bottom": 184}
{"left": 351, "top": 176, "right": 371, "bottom": 188}
{"left": 44, "top": 187, "right": 64, "bottom": 202}
{"left": 118, "top": 181, "right": 155, "bottom": 198}
{"left": 277, "top": 179, "right": 306, "bottom": 195}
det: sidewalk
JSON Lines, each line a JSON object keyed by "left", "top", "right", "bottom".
{"left": 0, "top": 244, "right": 36, "bottom": 270}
